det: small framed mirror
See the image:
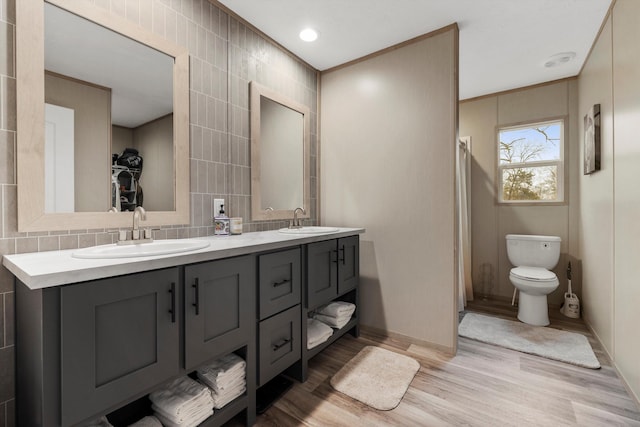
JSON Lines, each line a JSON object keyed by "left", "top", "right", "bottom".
{"left": 250, "top": 82, "right": 310, "bottom": 221}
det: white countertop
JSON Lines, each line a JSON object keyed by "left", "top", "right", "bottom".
{"left": 3, "top": 228, "right": 364, "bottom": 290}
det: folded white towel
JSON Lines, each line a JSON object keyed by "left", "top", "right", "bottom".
{"left": 213, "top": 385, "right": 246, "bottom": 409}
{"left": 152, "top": 400, "right": 211, "bottom": 425}
{"left": 197, "top": 354, "right": 246, "bottom": 384}
{"left": 314, "top": 313, "right": 352, "bottom": 329}
{"left": 128, "top": 415, "right": 162, "bottom": 427}
{"left": 154, "top": 407, "right": 213, "bottom": 427}
{"left": 317, "top": 301, "right": 356, "bottom": 318}
{"left": 82, "top": 415, "right": 113, "bottom": 427}
{"left": 198, "top": 372, "right": 245, "bottom": 393}
{"left": 149, "top": 376, "right": 213, "bottom": 423}
{"left": 307, "top": 318, "right": 334, "bottom": 349}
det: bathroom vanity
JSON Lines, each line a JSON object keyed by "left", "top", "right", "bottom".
{"left": 3, "top": 228, "right": 363, "bottom": 427}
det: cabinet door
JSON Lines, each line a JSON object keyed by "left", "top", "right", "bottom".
{"left": 184, "top": 255, "right": 255, "bottom": 370}
{"left": 258, "top": 248, "right": 301, "bottom": 320}
{"left": 60, "top": 268, "right": 180, "bottom": 427}
{"left": 338, "top": 236, "right": 359, "bottom": 294}
{"left": 306, "top": 240, "right": 338, "bottom": 309}
{"left": 258, "top": 304, "right": 301, "bottom": 387}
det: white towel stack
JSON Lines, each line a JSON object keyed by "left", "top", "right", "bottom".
{"left": 307, "top": 318, "right": 333, "bottom": 349}
{"left": 128, "top": 415, "right": 163, "bottom": 427}
{"left": 149, "top": 376, "right": 214, "bottom": 427}
{"left": 314, "top": 301, "right": 356, "bottom": 329}
{"left": 197, "top": 353, "right": 247, "bottom": 409}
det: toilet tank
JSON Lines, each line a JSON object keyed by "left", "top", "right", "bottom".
{"left": 505, "top": 234, "right": 561, "bottom": 269}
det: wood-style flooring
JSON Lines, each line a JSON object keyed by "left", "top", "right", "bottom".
{"left": 244, "top": 299, "right": 640, "bottom": 426}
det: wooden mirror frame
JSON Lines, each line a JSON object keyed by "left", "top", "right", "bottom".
{"left": 250, "top": 81, "right": 310, "bottom": 221}
{"left": 16, "top": 0, "right": 190, "bottom": 232}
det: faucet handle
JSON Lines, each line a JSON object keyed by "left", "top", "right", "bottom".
{"left": 144, "top": 228, "right": 160, "bottom": 240}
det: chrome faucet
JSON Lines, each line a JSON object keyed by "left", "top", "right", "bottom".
{"left": 290, "top": 207, "right": 306, "bottom": 229}
{"left": 132, "top": 206, "right": 146, "bottom": 240}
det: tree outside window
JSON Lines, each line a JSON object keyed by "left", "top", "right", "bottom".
{"left": 498, "top": 120, "right": 564, "bottom": 203}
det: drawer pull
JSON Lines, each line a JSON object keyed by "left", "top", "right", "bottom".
{"left": 339, "top": 246, "right": 346, "bottom": 264}
{"left": 192, "top": 278, "right": 200, "bottom": 315}
{"left": 272, "top": 338, "right": 291, "bottom": 351}
{"left": 272, "top": 279, "right": 290, "bottom": 288}
{"left": 169, "top": 282, "right": 176, "bottom": 323}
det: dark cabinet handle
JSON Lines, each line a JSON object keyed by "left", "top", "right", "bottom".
{"left": 339, "top": 246, "right": 346, "bottom": 265}
{"left": 272, "top": 279, "right": 290, "bottom": 288}
{"left": 272, "top": 338, "right": 291, "bottom": 351}
{"left": 192, "top": 278, "right": 200, "bottom": 315}
{"left": 168, "top": 282, "right": 176, "bottom": 323}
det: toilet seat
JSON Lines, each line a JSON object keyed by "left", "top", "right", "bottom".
{"left": 510, "top": 266, "right": 557, "bottom": 282}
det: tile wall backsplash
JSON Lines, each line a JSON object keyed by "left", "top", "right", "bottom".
{"left": 0, "top": 1, "right": 318, "bottom": 425}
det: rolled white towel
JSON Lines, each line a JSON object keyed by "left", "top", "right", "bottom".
{"left": 128, "top": 415, "right": 162, "bottom": 427}
{"left": 317, "top": 301, "right": 355, "bottom": 318}
{"left": 307, "top": 318, "right": 333, "bottom": 349}
{"left": 148, "top": 376, "right": 213, "bottom": 423}
{"left": 154, "top": 407, "right": 213, "bottom": 427}
{"left": 314, "top": 313, "right": 353, "bottom": 329}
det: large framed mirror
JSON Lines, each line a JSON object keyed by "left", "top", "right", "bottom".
{"left": 250, "top": 82, "right": 310, "bottom": 221}
{"left": 16, "top": 0, "right": 189, "bottom": 232}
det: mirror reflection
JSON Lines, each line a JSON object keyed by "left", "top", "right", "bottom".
{"left": 250, "top": 82, "right": 310, "bottom": 221}
{"left": 44, "top": 2, "right": 174, "bottom": 213}
{"left": 259, "top": 96, "right": 304, "bottom": 210}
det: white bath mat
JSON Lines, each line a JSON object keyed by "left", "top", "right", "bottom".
{"left": 330, "top": 346, "right": 420, "bottom": 410}
{"left": 459, "top": 312, "right": 600, "bottom": 369}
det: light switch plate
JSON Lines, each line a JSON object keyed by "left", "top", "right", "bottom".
{"left": 214, "top": 198, "right": 224, "bottom": 216}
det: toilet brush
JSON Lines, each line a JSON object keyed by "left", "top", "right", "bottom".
{"left": 561, "top": 262, "right": 580, "bottom": 318}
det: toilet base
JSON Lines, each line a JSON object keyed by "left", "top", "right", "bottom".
{"left": 517, "top": 292, "right": 550, "bottom": 326}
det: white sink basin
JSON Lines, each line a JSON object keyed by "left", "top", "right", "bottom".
{"left": 72, "top": 239, "right": 210, "bottom": 259}
{"left": 278, "top": 226, "right": 340, "bottom": 235}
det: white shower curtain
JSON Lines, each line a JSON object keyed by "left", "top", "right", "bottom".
{"left": 457, "top": 137, "right": 473, "bottom": 312}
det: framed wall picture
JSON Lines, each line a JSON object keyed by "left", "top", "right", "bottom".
{"left": 584, "top": 104, "right": 601, "bottom": 175}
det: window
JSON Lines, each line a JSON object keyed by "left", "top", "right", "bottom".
{"left": 498, "top": 120, "right": 564, "bottom": 203}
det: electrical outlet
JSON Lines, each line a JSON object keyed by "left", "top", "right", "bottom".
{"left": 214, "top": 198, "right": 224, "bottom": 216}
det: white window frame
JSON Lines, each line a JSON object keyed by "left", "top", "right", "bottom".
{"left": 497, "top": 119, "right": 565, "bottom": 204}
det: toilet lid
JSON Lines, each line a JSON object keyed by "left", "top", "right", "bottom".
{"left": 510, "top": 266, "right": 557, "bottom": 281}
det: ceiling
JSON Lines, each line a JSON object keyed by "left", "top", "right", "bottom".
{"left": 217, "top": 0, "right": 612, "bottom": 100}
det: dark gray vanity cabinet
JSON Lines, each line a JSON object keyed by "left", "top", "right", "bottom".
{"left": 16, "top": 268, "right": 181, "bottom": 427}
{"left": 184, "top": 255, "right": 255, "bottom": 371}
{"left": 257, "top": 249, "right": 302, "bottom": 387}
{"left": 60, "top": 268, "right": 180, "bottom": 426}
{"left": 306, "top": 236, "right": 359, "bottom": 309}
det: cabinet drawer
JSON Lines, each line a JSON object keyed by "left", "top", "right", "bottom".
{"left": 258, "top": 248, "right": 301, "bottom": 320}
{"left": 258, "top": 305, "right": 301, "bottom": 386}
{"left": 60, "top": 268, "right": 180, "bottom": 427}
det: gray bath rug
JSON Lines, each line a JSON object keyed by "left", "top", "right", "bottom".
{"left": 330, "top": 346, "right": 420, "bottom": 410}
{"left": 459, "top": 312, "right": 600, "bottom": 369}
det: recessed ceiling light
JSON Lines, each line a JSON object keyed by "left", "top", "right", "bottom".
{"left": 299, "top": 28, "right": 318, "bottom": 42}
{"left": 544, "top": 52, "right": 576, "bottom": 68}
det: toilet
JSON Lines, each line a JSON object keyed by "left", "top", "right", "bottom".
{"left": 505, "top": 234, "right": 561, "bottom": 326}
